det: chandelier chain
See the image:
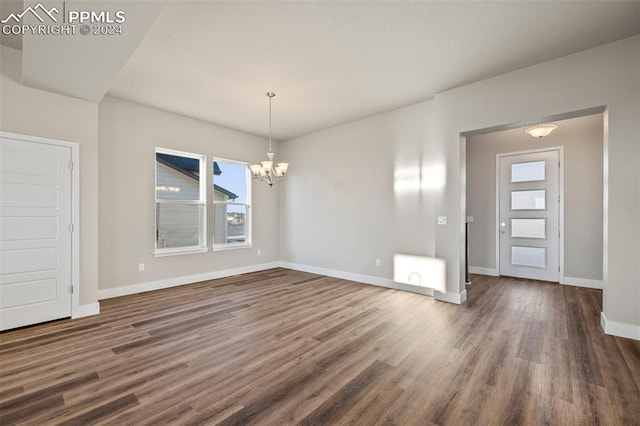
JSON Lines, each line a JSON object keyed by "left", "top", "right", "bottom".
{"left": 268, "top": 93, "right": 272, "bottom": 152}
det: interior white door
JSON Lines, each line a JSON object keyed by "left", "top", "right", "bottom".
{"left": 499, "top": 150, "right": 559, "bottom": 282}
{"left": 0, "top": 136, "right": 73, "bottom": 330}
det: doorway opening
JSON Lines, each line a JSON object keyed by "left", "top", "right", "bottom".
{"left": 461, "top": 106, "right": 606, "bottom": 289}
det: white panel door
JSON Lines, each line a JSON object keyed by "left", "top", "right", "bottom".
{"left": 0, "top": 136, "right": 72, "bottom": 330}
{"left": 499, "top": 150, "right": 559, "bottom": 282}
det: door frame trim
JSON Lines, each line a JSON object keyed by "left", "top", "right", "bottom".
{"left": 495, "top": 146, "right": 564, "bottom": 281}
{"left": 0, "top": 131, "right": 80, "bottom": 318}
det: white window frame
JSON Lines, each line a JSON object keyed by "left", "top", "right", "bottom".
{"left": 212, "top": 157, "right": 253, "bottom": 251}
{"left": 154, "top": 148, "right": 208, "bottom": 257}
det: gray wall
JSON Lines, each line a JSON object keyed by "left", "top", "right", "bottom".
{"left": 281, "top": 35, "right": 639, "bottom": 330}
{"left": 466, "top": 114, "right": 603, "bottom": 281}
{"left": 280, "top": 101, "right": 437, "bottom": 280}
{"left": 433, "top": 35, "right": 639, "bottom": 329}
{"left": 98, "top": 96, "right": 280, "bottom": 292}
{"left": 0, "top": 45, "right": 99, "bottom": 307}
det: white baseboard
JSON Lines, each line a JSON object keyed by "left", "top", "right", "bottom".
{"left": 601, "top": 312, "right": 640, "bottom": 341}
{"left": 97, "top": 259, "right": 468, "bottom": 303}
{"left": 434, "top": 289, "right": 467, "bottom": 305}
{"left": 279, "top": 262, "right": 435, "bottom": 297}
{"left": 468, "top": 266, "right": 499, "bottom": 276}
{"left": 97, "top": 262, "right": 281, "bottom": 300}
{"left": 73, "top": 302, "right": 100, "bottom": 319}
{"left": 560, "top": 276, "right": 603, "bottom": 289}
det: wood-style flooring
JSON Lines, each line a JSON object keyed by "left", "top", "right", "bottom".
{"left": 1, "top": 269, "right": 639, "bottom": 425}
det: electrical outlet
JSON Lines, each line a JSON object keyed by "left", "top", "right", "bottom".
{"left": 375, "top": 258, "right": 381, "bottom": 267}
{"left": 257, "top": 249, "right": 262, "bottom": 256}
{"left": 138, "top": 263, "right": 144, "bottom": 272}
{"left": 466, "top": 216, "right": 474, "bottom": 223}
{"left": 437, "top": 216, "right": 448, "bottom": 225}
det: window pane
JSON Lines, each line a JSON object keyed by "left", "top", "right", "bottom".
{"left": 156, "top": 153, "right": 201, "bottom": 200}
{"left": 213, "top": 159, "right": 251, "bottom": 247}
{"left": 511, "top": 161, "right": 545, "bottom": 183}
{"left": 156, "top": 203, "right": 203, "bottom": 249}
{"left": 511, "top": 190, "right": 545, "bottom": 210}
{"left": 213, "top": 161, "right": 247, "bottom": 203}
{"left": 511, "top": 218, "right": 546, "bottom": 239}
{"left": 511, "top": 246, "right": 546, "bottom": 268}
{"left": 214, "top": 205, "right": 247, "bottom": 244}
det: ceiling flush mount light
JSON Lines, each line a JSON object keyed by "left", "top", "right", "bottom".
{"left": 250, "top": 92, "right": 289, "bottom": 187}
{"left": 525, "top": 124, "right": 558, "bottom": 138}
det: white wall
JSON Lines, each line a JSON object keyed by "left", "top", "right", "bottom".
{"left": 0, "top": 45, "right": 99, "bottom": 307}
{"left": 434, "top": 35, "right": 639, "bottom": 331}
{"left": 98, "top": 96, "right": 279, "bottom": 293}
{"left": 281, "top": 35, "right": 640, "bottom": 334}
{"left": 280, "top": 101, "right": 437, "bottom": 283}
{"left": 466, "top": 114, "right": 603, "bottom": 282}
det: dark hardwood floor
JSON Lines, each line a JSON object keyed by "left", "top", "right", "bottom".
{"left": 1, "top": 269, "right": 639, "bottom": 425}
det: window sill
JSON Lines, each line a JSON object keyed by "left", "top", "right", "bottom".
{"left": 153, "top": 247, "right": 209, "bottom": 257}
{"left": 212, "top": 243, "right": 253, "bottom": 252}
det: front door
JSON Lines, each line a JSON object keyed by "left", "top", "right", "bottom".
{"left": 499, "top": 150, "right": 559, "bottom": 282}
{"left": 0, "top": 135, "right": 73, "bottom": 330}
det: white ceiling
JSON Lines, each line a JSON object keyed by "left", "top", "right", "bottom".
{"left": 109, "top": 1, "right": 640, "bottom": 140}
{"left": 21, "top": 0, "right": 166, "bottom": 102}
{"left": 0, "top": 1, "right": 23, "bottom": 50}
{"left": 81, "top": 2, "right": 640, "bottom": 139}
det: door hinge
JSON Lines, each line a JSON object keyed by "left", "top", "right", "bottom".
{"left": 558, "top": 266, "right": 561, "bottom": 272}
{"left": 558, "top": 195, "right": 560, "bottom": 202}
{"left": 69, "top": 285, "right": 74, "bottom": 294}
{"left": 558, "top": 161, "right": 560, "bottom": 168}
{"left": 69, "top": 161, "right": 74, "bottom": 171}
{"left": 69, "top": 223, "right": 74, "bottom": 233}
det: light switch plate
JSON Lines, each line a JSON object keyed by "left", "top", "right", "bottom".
{"left": 438, "top": 216, "right": 448, "bottom": 225}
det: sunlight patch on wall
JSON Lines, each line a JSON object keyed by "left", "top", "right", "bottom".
{"left": 393, "top": 162, "right": 446, "bottom": 196}
{"left": 421, "top": 162, "right": 446, "bottom": 191}
{"left": 393, "top": 167, "right": 422, "bottom": 194}
{"left": 393, "top": 254, "right": 446, "bottom": 292}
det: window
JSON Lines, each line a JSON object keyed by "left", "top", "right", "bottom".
{"left": 511, "top": 160, "right": 546, "bottom": 182}
{"left": 511, "top": 190, "right": 546, "bottom": 210}
{"left": 511, "top": 246, "right": 546, "bottom": 268}
{"left": 155, "top": 149, "right": 207, "bottom": 255}
{"left": 213, "top": 159, "right": 251, "bottom": 249}
{"left": 511, "top": 218, "right": 546, "bottom": 239}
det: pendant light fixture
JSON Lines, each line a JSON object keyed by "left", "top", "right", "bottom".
{"left": 250, "top": 92, "right": 288, "bottom": 186}
{"left": 525, "top": 123, "right": 558, "bottom": 138}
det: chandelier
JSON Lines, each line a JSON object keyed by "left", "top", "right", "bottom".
{"left": 525, "top": 123, "right": 558, "bottom": 138}
{"left": 250, "top": 92, "right": 288, "bottom": 186}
